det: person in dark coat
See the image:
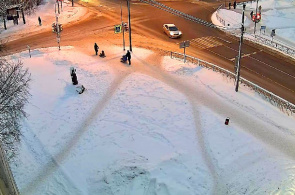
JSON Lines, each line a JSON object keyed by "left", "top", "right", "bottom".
{"left": 38, "top": 16, "right": 42, "bottom": 26}
{"left": 229, "top": 2, "right": 231, "bottom": 9}
{"left": 94, "top": 43, "right": 99, "bottom": 55}
{"left": 126, "top": 50, "right": 131, "bottom": 65}
{"left": 233, "top": 1, "right": 237, "bottom": 9}
{"left": 250, "top": 11, "right": 254, "bottom": 17}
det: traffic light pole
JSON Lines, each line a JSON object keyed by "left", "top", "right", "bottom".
{"left": 121, "top": 0, "right": 125, "bottom": 51}
{"left": 254, "top": 0, "right": 259, "bottom": 35}
{"left": 127, "top": 0, "right": 132, "bottom": 52}
{"left": 235, "top": 4, "right": 246, "bottom": 92}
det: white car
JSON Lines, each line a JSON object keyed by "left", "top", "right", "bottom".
{"left": 163, "top": 24, "right": 182, "bottom": 38}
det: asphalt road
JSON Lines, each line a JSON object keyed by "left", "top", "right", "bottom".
{"left": 2, "top": 0, "right": 295, "bottom": 104}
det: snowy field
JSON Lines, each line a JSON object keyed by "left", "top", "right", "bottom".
{"left": 6, "top": 46, "right": 295, "bottom": 194}
{"left": 1, "top": 0, "right": 295, "bottom": 194}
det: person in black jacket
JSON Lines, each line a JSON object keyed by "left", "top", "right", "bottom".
{"left": 38, "top": 16, "right": 42, "bottom": 26}
{"left": 126, "top": 50, "right": 131, "bottom": 65}
{"left": 94, "top": 43, "right": 99, "bottom": 55}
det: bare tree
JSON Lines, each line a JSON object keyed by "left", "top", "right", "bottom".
{"left": 0, "top": 59, "right": 31, "bottom": 155}
{"left": 0, "top": 0, "right": 44, "bottom": 15}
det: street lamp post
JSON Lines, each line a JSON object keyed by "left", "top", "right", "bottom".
{"left": 235, "top": 4, "right": 246, "bottom": 92}
{"left": 127, "top": 0, "right": 132, "bottom": 52}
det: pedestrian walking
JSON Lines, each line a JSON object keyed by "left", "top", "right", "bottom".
{"left": 94, "top": 43, "right": 99, "bottom": 55}
{"left": 126, "top": 50, "right": 131, "bottom": 65}
{"left": 233, "top": 1, "right": 237, "bottom": 9}
{"left": 229, "top": 2, "right": 231, "bottom": 9}
{"left": 38, "top": 16, "right": 42, "bottom": 26}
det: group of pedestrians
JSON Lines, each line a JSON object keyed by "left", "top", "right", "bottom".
{"left": 228, "top": 0, "right": 237, "bottom": 9}
{"left": 94, "top": 43, "right": 131, "bottom": 65}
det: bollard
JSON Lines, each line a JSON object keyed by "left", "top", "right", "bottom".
{"left": 225, "top": 117, "right": 230, "bottom": 125}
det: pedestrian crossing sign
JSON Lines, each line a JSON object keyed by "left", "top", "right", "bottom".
{"left": 115, "top": 24, "right": 122, "bottom": 34}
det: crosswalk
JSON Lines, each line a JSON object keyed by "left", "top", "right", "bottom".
{"left": 190, "top": 36, "right": 224, "bottom": 49}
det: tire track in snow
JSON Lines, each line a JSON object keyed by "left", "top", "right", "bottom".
{"left": 19, "top": 120, "right": 79, "bottom": 194}
{"left": 132, "top": 52, "right": 295, "bottom": 193}
{"left": 22, "top": 70, "right": 132, "bottom": 194}
{"left": 131, "top": 53, "right": 221, "bottom": 193}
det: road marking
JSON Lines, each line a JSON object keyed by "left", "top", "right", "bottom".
{"left": 216, "top": 37, "right": 232, "bottom": 44}
{"left": 190, "top": 36, "right": 223, "bottom": 49}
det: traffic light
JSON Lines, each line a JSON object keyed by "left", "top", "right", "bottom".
{"left": 251, "top": 13, "right": 261, "bottom": 23}
{"left": 51, "top": 23, "right": 63, "bottom": 33}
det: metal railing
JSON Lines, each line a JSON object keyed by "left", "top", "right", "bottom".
{"left": 215, "top": 6, "right": 295, "bottom": 58}
{"left": 0, "top": 143, "right": 19, "bottom": 195}
{"left": 249, "top": 34, "right": 295, "bottom": 57}
{"left": 168, "top": 51, "right": 295, "bottom": 114}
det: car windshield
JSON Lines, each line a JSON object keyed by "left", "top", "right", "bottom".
{"left": 168, "top": 26, "right": 178, "bottom": 31}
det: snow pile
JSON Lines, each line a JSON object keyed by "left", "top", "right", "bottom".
{"left": 6, "top": 46, "right": 295, "bottom": 194}
{"left": 215, "top": 9, "right": 250, "bottom": 29}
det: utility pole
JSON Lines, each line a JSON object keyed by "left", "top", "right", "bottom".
{"left": 21, "top": 7, "right": 26, "bottom": 24}
{"left": 121, "top": 0, "right": 125, "bottom": 51}
{"left": 254, "top": 0, "right": 259, "bottom": 35}
{"left": 127, "top": 0, "right": 132, "bottom": 52}
{"left": 57, "top": 0, "right": 60, "bottom": 14}
{"left": 55, "top": 2, "right": 61, "bottom": 50}
{"left": 235, "top": 4, "right": 246, "bottom": 92}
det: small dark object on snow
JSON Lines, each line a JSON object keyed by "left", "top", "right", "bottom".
{"left": 225, "top": 117, "right": 230, "bottom": 125}
{"left": 70, "top": 67, "right": 78, "bottom": 85}
{"left": 99, "top": 50, "right": 106, "bottom": 57}
{"left": 77, "top": 85, "right": 86, "bottom": 94}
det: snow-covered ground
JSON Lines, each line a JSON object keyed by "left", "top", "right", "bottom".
{"left": 1, "top": 0, "right": 295, "bottom": 194}
{"left": 0, "top": 0, "right": 88, "bottom": 41}
{"left": 212, "top": 0, "right": 295, "bottom": 46}
{"left": 6, "top": 45, "right": 295, "bottom": 194}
